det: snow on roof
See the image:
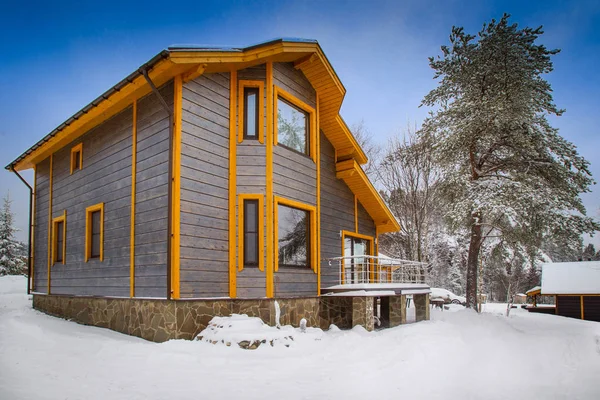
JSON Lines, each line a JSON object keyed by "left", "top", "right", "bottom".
{"left": 541, "top": 262, "right": 600, "bottom": 295}
{"left": 526, "top": 286, "right": 541, "bottom": 295}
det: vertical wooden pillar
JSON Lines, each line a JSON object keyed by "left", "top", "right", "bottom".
{"left": 47, "top": 154, "right": 53, "bottom": 294}
{"left": 228, "top": 70, "right": 238, "bottom": 298}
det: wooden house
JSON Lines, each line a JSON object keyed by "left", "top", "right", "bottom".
{"left": 533, "top": 261, "right": 600, "bottom": 322}
{"left": 6, "top": 38, "right": 430, "bottom": 340}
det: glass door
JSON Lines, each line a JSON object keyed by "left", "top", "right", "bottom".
{"left": 344, "top": 236, "right": 371, "bottom": 283}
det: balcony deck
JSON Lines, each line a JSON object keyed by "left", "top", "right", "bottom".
{"left": 321, "top": 255, "right": 430, "bottom": 296}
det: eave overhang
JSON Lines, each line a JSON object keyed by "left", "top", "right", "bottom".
{"left": 336, "top": 159, "right": 400, "bottom": 234}
{"left": 7, "top": 38, "right": 367, "bottom": 172}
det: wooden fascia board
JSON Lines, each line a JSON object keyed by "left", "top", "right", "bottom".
{"left": 336, "top": 115, "right": 368, "bottom": 164}
{"left": 13, "top": 59, "right": 185, "bottom": 171}
{"left": 313, "top": 46, "right": 346, "bottom": 98}
{"left": 335, "top": 159, "right": 401, "bottom": 233}
{"left": 318, "top": 113, "right": 367, "bottom": 166}
{"left": 169, "top": 42, "right": 319, "bottom": 65}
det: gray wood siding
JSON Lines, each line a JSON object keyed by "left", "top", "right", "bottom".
{"left": 48, "top": 103, "right": 133, "bottom": 297}
{"left": 237, "top": 65, "right": 267, "bottom": 194}
{"left": 272, "top": 62, "right": 317, "bottom": 296}
{"left": 273, "top": 62, "right": 316, "bottom": 108}
{"left": 30, "top": 81, "right": 172, "bottom": 298}
{"left": 274, "top": 268, "right": 317, "bottom": 297}
{"left": 236, "top": 66, "right": 268, "bottom": 296}
{"left": 179, "top": 72, "right": 230, "bottom": 298}
{"left": 319, "top": 132, "right": 377, "bottom": 289}
{"left": 133, "top": 81, "right": 172, "bottom": 297}
{"left": 358, "top": 201, "right": 377, "bottom": 239}
{"left": 237, "top": 268, "right": 266, "bottom": 298}
{"left": 33, "top": 158, "right": 49, "bottom": 293}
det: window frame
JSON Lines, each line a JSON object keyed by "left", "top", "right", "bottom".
{"left": 70, "top": 143, "right": 83, "bottom": 174}
{"left": 274, "top": 196, "right": 317, "bottom": 272}
{"left": 340, "top": 230, "right": 375, "bottom": 284}
{"left": 51, "top": 211, "right": 67, "bottom": 265}
{"left": 85, "top": 203, "right": 104, "bottom": 262}
{"left": 238, "top": 80, "right": 264, "bottom": 144}
{"left": 238, "top": 194, "right": 264, "bottom": 271}
{"left": 243, "top": 87, "right": 260, "bottom": 140}
{"left": 273, "top": 86, "right": 316, "bottom": 162}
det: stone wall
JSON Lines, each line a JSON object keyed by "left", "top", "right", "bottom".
{"left": 32, "top": 293, "right": 429, "bottom": 342}
{"left": 414, "top": 294, "right": 430, "bottom": 322}
{"left": 33, "top": 294, "right": 354, "bottom": 342}
{"left": 389, "top": 296, "right": 407, "bottom": 327}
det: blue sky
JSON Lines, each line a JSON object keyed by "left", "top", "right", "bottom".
{"left": 1, "top": 0, "right": 599, "bottom": 245}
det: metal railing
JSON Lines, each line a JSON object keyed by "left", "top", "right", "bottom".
{"left": 325, "top": 255, "right": 428, "bottom": 285}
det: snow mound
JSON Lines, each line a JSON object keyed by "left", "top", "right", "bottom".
{"left": 196, "top": 314, "right": 324, "bottom": 349}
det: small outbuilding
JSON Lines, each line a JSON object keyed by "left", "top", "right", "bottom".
{"left": 540, "top": 261, "right": 600, "bottom": 322}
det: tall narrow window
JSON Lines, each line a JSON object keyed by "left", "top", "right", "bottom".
{"left": 243, "top": 199, "right": 259, "bottom": 267}
{"left": 238, "top": 80, "right": 264, "bottom": 143}
{"left": 70, "top": 143, "right": 83, "bottom": 174}
{"left": 85, "top": 203, "right": 104, "bottom": 262}
{"left": 52, "top": 213, "right": 66, "bottom": 265}
{"left": 90, "top": 211, "right": 101, "bottom": 258}
{"left": 244, "top": 87, "right": 259, "bottom": 139}
{"left": 55, "top": 221, "right": 64, "bottom": 263}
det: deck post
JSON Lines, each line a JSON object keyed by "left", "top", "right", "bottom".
{"left": 389, "top": 295, "right": 406, "bottom": 327}
{"left": 352, "top": 296, "right": 374, "bottom": 331}
{"left": 414, "top": 293, "right": 430, "bottom": 322}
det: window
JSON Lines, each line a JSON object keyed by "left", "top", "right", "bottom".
{"left": 277, "top": 203, "right": 311, "bottom": 268}
{"left": 277, "top": 97, "right": 309, "bottom": 155}
{"left": 52, "top": 213, "right": 66, "bottom": 265}
{"left": 238, "top": 80, "right": 264, "bottom": 143}
{"left": 70, "top": 143, "right": 83, "bottom": 174}
{"left": 85, "top": 203, "right": 104, "bottom": 262}
{"left": 273, "top": 86, "right": 316, "bottom": 161}
{"left": 244, "top": 88, "right": 259, "bottom": 139}
{"left": 243, "top": 200, "right": 259, "bottom": 267}
{"left": 238, "top": 194, "right": 263, "bottom": 271}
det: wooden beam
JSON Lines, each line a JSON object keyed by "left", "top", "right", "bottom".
{"left": 182, "top": 64, "right": 207, "bottom": 83}
{"left": 294, "top": 53, "right": 317, "bottom": 70}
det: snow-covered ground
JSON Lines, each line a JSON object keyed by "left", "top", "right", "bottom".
{"left": 1, "top": 276, "right": 599, "bottom": 400}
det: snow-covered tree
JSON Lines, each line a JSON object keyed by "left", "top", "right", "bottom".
{"left": 0, "top": 193, "right": 25, "bottom": 276}
{"left": 419, "top": 14, "right": 599, "bottom": 308}
{"left": 378, "top": 129, "right": 440, "bottom": 262}
{"left": 581, "top": 243, "right": 597, "bottom": 261}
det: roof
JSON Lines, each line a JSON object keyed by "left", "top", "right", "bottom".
{"left": 526, "top": 286, "right": 541, "bottom": 296}
{"left": 336, "top": 159, "right": 400, "bottom": 233}
{"left": 6, "top": 37, "right": 397, "bottom": 233}
{"left": 6, "top": 38, "right": 369, "bottom": 171}
{"left": 541, "top": 262, "right": 600, "bottom": 295}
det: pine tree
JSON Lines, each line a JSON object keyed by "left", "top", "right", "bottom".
{"left": 420, "top": 14, "right": 599, "bottom": 308}
{"left": 0, "top": 193, "right": 25, "bottom": 276}
{"left": 581, "top": 243, "right": 596, "bottom": 261}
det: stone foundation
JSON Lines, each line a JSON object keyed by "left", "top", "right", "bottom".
{"left": 389, "top": 295, "right": 407, "bottom": 327}
{"left": 352, "top": 297, "right": 375, "bottom": 331}
{"left": 414, "top": 293, "right": 430, "bottom": 322}
{"left": 32, "top": 292, "right": 429, "bottom": 342}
